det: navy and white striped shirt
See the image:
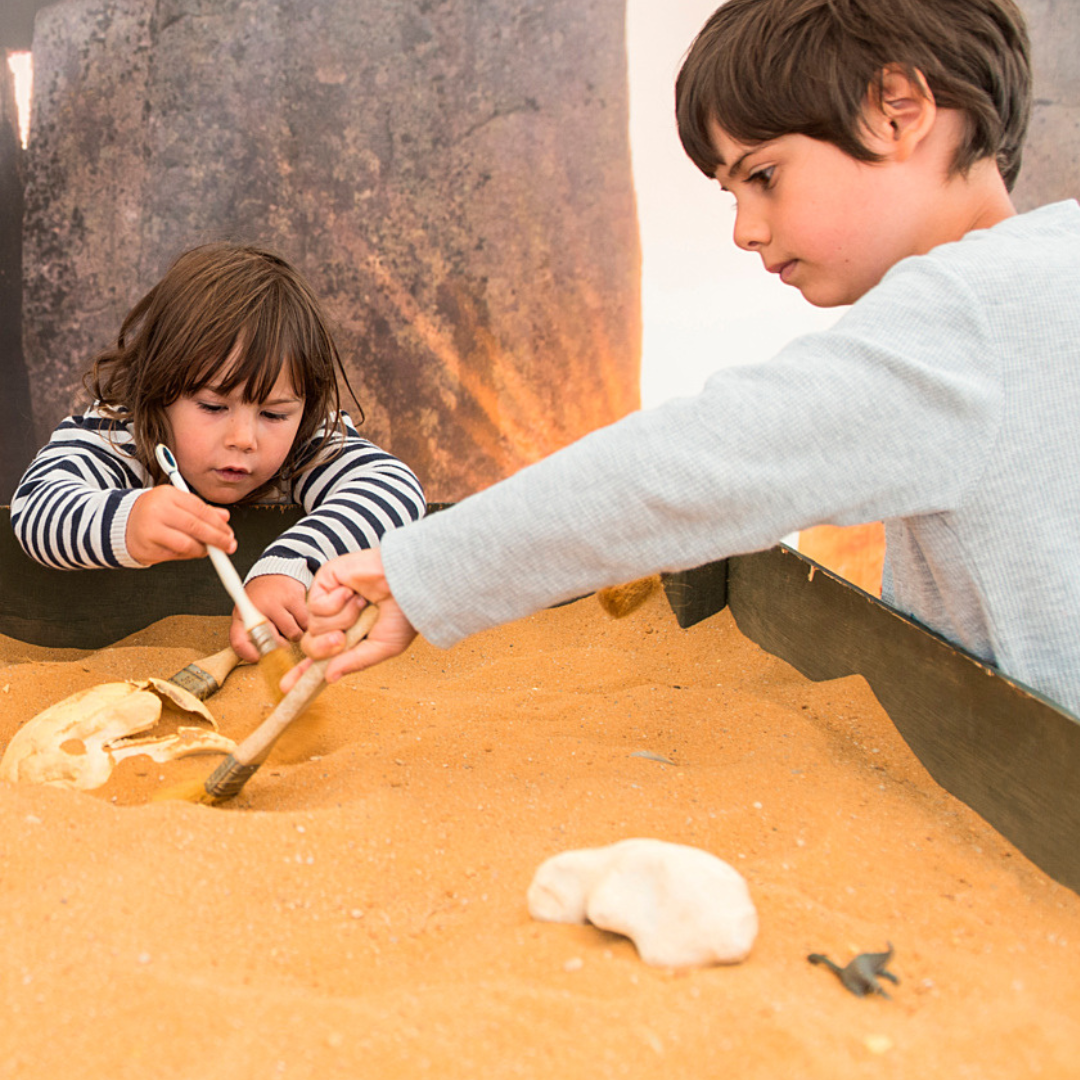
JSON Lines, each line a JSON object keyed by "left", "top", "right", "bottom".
{"left": 11, "top": 407, "right": 426, "bottom": 586}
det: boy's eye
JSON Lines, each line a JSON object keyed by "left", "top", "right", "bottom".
{"left": 748, "top": 166, "right": 775, "bottom": 187}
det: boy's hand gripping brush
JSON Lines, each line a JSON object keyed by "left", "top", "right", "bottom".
{"left": 154, "top": 443, "right": 278, "bottom": 659}
{"left": 161, "top": 603, "right": 380, "bottom": 805}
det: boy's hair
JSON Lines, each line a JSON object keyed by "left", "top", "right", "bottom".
{"left": 675, "top": 0, "right": 1031, "bottom": 191}
{"left": 86, "top": 242, "right": 360, "bottom": 493}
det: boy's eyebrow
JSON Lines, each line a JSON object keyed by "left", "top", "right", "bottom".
{"left": 716, "top": 147, "right": 756, "bottom": 183}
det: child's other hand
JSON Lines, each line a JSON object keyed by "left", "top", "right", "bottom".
{"left": 126, "top": 486, "right": 236, "bottom": 566}
{"left": 230, "top": 574, "right": 309, "bottom": 663}
{"left": 283, "top": 549, "right": 418, "bottom": 690}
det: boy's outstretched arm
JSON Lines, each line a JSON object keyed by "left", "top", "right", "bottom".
{"left": 283, "top": 549, "right": 419, "bottom": 689}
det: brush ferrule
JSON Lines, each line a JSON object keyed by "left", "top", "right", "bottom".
{"left": 167, "top": 665, "right": 220, "bottom": 701}
{"left": 204, "top": 758, "right": 263, "bottom": 802}
{"left": 248, "top": 622, "right": 278, "bottom": 657}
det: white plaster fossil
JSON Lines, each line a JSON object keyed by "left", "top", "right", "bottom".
{"left": 0, "top": 678, "right": 236, "bottom": 791}
{"left": 527, "top": 838, "right": 758, "bottom": 968}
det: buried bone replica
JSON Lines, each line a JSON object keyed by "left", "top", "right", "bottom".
{"left": 527, "top": 837, "right": 759, "bottom": 968}
{"left": 0, "top": 677, "right": 234, "bottom": 790}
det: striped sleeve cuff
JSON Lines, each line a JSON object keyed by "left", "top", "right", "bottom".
{"left": 110, "top": 489, "right": 154, "bottom": 569}
{"left": 244, "top": 555, "right": 315, "bottom": 591}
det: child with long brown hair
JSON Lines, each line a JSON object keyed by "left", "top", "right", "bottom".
{"left": 12, "top": 241, "right": 426, "bottom": 660}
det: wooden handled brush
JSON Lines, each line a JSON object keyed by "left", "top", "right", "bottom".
{"left": 180, "top": 603, "right": 380, "bottom": 805}
{"left": 165, "top": 646, "right": 241, "bottom": 701}
{"left": 154, "top": 443, "right": 278, "bottom": 657}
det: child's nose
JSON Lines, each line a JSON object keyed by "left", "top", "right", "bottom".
{"left": 226, "top": 411, "right": 258, "bottom": 450}
{"left": 732, "top": 204, "right": 769, "bottom": 252}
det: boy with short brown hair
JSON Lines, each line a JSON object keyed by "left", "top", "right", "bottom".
{"left": 296, "top": 0, "right": 1080, "bottom": 717}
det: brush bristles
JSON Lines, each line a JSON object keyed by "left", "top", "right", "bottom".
{"left": 151, "top": 778, "right": 220, "bottom": 804}
{"left": 258, "top": 646, "right": 295, "bottom": 702}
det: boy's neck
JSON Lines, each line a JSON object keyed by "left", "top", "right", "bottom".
{"left": 909, "top": 109, "right": 1017, "bottom": 250}
{"left": 936, "top": 159, "right": 1016, "bottom": 241}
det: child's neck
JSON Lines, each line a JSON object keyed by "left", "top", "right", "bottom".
{"left": 945, "top": 159, "right": 1016, "bottom": 238}
{"left": 913, "top": 114, "right": 1017, "bottom": 250}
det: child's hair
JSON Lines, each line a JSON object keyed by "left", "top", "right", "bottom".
{"left": 675, "top": 0, "right": 1031, "bottom": 191}
{"left": 86, "top": 242, "right": 359, "bottom": 492}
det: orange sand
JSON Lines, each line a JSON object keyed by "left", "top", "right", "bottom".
{"left": 1, "top": 590, "right": 1078, "bottom": 1078}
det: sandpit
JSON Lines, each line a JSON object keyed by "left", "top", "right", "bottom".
{"left": 1, "top": 589, "right": 1078, "bottom": 1078}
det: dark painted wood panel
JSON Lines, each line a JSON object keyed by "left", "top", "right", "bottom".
{"left": 726, "top": 546, "right": 1080, "bottom": 896}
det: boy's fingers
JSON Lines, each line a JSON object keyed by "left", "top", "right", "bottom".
{"left": 322, "top": 635, "right": 411, "bottom": 683}
{"left": 279, "top": 656, "right": 312, "bottom": 693}
{"left": 305, "top": 579, "right": 357, "bottom": 612}
{"left": 299, "top": 628, "right": 347, "bottom": 661}
{"left": 308, "top": 549, "right": 390, "bottom": 606}
{"left": 306, "top": 594, "right": 367, "bottom": 635}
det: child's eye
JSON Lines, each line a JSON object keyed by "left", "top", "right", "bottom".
{"left": 196, "top": 401, "right": 227, "bottom": 414}
{"left": 261, "top": 409, "right": 293, "bottom": 422}
{"left": 748, "top": 166, "right": 775, "bottom": 188}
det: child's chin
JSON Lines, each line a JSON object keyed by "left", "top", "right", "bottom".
{"left": 192, "top": 483, "right": 249, "bottom": 506}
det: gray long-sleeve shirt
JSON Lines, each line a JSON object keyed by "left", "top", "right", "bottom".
{"left": 382, "top": 201, "right": 1080, "bottom": 716}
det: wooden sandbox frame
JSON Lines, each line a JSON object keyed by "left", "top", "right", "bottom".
{"left": 3, "top": 503, "right": 1079, "bottom": 897}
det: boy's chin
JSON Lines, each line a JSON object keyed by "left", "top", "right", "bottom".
{"left": 799, "top": 283, "right": 862, "bottom": 309}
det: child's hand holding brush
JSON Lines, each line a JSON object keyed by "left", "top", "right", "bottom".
{"left": 233, "top": 574, "right": 310, "bottom": 663}
{"left": 282, "top": 549, "right": 419, "bottom": 692}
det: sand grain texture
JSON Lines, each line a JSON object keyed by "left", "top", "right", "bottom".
{"left": 1, "top": 592, "right": 1077, "bottom": 1078}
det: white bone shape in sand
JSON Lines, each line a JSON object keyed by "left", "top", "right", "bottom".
{"left": 527, "top": 838, "right": 758, "bottom": 968}
{"left": 0, "top": 678, "right": 236, "bottom": 791}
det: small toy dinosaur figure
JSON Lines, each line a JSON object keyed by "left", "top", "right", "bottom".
{"left": 808, "top": 943, "right": 899, "bottom": 999}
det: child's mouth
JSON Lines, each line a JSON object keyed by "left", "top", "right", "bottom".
{"left": 215, "top": 467, "right": 251, "bottom": 482}
{"left": 772, "top": 260, "right": 797, "bottom": 284}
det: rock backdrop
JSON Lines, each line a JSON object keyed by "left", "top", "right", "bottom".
{"left": 1011, "top": 0, "right": 1080, "bottom": 211}
{"left": 18, "top": 0, "right": 640, "bottom": 502}
{"left": 0, "top": 58, "right": 34, "bottom": 503}
{"left": 3, "top": 0, "right": 1078, "bottom": 504}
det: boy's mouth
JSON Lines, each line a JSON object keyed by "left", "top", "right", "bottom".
{"left": 767, "top": 259, "right": 797, "bottom": 283}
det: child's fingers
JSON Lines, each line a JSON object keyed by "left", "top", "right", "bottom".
{"left": 244, "top": 575, "right": 308, "bottom": 641}
{"left": 229, "top": 616, "right": 263, "bottom": 663}
{"left": 306, "top": 584, "right": 362, "bottom": 619}
{"left": 175, "top": 499, "right": 235, "bottom": 552}
{"left": 323, "top": 631, "right": 416, "bottom": 683}
{"left": 298, "top": 627, "right": 348, "bottom": 662}
{"left": 307, "top": 549, "right": 390, "bottom": 608}
{"left": 127, "top": 486, "right": 235, "bottom": 564}
{"left": 279, "top": 656, "right": 312, "bottom": 693}
{"left": 302, "top": 598, "right": 419, "bottom": 683}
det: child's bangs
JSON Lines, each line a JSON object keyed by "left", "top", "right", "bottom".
{"left": 190, "top": 319, "right": 303, "bottom": 404}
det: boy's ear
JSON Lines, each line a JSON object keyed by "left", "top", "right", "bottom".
{"left": 863, "top": 64, "right": 936, "bottom": 162}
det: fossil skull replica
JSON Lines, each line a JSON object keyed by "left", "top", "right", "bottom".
{"left": 0, "top": 677, "right": 236, "bottom": 791}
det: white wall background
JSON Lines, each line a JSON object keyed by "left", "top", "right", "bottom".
{"left": 626, "top": 0, "right": 844, "bottom": 408}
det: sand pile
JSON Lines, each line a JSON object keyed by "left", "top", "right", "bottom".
{"left": 1, "top": 590, "right": 1078, "bottom": 1078}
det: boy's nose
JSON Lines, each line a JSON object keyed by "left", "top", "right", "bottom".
{"left": 732, "top": 205, "right": 769, "bottom": 252}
